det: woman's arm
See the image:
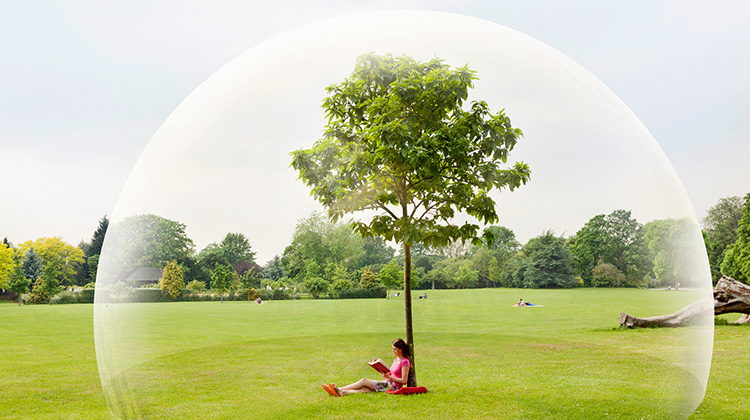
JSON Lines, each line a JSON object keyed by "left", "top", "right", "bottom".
{"left": 384, "top": 363, "right": 409, "bottom": 385}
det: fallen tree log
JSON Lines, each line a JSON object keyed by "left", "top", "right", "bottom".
{"left": 619, "top": 276, "right": 750, "bottom": 328}
{"left": 713, "top": 276, "right": 750, "bottom": 321}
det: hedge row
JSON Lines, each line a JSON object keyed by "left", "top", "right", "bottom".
{"left": 337, "top": 286, "right": 387, "bottom": 299}
{"left": 49, "top": 289, "right": 95, "bottom": 304}
{"left": 47, "top": 285, "right": 387, "bottom": 304}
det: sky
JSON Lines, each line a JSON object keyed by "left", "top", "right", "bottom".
{"left": 1, "top": 1, "right": 748, "bottom": 264}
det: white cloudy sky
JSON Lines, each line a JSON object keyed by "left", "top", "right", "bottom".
{"left": 1, "top": 1, "right": 748, "bottom": 264}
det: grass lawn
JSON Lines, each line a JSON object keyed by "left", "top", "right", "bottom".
{"left": 1, "top": 288, "right": 747, "bottom": 419}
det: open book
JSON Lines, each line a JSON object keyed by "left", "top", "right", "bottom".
{"left": 369, "top": 358, "right": 390, "bottom": 375}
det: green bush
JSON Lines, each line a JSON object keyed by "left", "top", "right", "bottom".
{"left": 131, "top": 288, "right": 172, "bottom": 302}
{"left": 258, "top": 288, "right": 294, "bottom": 301}
{"left": 27, "top": 277, "right": 52, "bottom": 304}
{"left": 186, "top": 280, "right": 207, "bottom": 291}
{"left": 78, "top": 289, "right": 95, "bottom": 303}
{"left": 303, "top": 277, "right": 329, "bottom": 299}
{"left": 337, "top": 286, "right": 386, "bottom": 299}
{"left": 160, "top": 261, "right": 184, "bottom": 299}
{"left": 330, "top": 279, "right": 352, "bottom": 298}
{"left": 46, "top": 289, "right": 96, "bottom": 305}
{"left": 50, "top": 291, "right": 79, "bottom": 305}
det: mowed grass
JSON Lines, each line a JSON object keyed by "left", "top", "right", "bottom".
{"left": 1, "top": 288, "right": 747, "bottom": 419}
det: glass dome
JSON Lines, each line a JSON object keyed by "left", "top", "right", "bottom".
{"left": 95, "top": 11, "right": 712, "bottom": 419}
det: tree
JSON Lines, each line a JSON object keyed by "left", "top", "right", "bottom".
{"left": 197, "top": 242, "right": 222, "bottom": 261}
{"left": 234, "top": 260, "right": 261, "bottom": 277}
{"left": 87, "top": 254, "right": 100, "bottom": 284}
{"left": 488, "top": 257, "right": 502, "bottom": 286}
{"left": 482, "top": 226, "right": 521, "bottom": 252}
{"left": 472, "top": 226, "right": 520, "bottom": 287}
{"left": 22, "top": 247, "right": 43, "bottom": 292}
{"left": 644, "top": 218, "right": 705, "bottom": 288}
{"left": 0, "top": 242, "right": 16, "bottom": 289}
{"left": 331, "top": 278, "right": 353, "bottom": 298}
{"left": 304, "top": 277, "right": 329, "bottom": 299}
{"left": 7, "top": 269, "right": 31, "bottom": 305}
{"left": 18, "top": 238, "right": 84, "bottom": 288}
{"left": 211, "top": 264, "right": 235, "bottom": 303}
{"left": 721, "top": 193, "right": 750, "bottom": 283}
{"left": 569, "top": 210, "right": 650, "bottom": 286}
{"left": 196, "top": 252, "right": 228, "bottom": 287}
{"left": 282, "top": 212, "right": 364, "bottom": 282}
{"left": 238, "top": 269, "right": 258, "bottom": 300}
{"left": 106, "top": 214, "right": 195, "bottom": 276}
{"left": 76, "top": 215, "right": 110, "bottom": 286}
{"left": 261, "top": 255, "right": 285, "bottom": 282}
{"left": 159, "top": 261, "right": 184, "bottom": 299}
{"left": 592, "top": 262, "right": 626, "bottom": 288}
{"left": 26, "top": 277, "right": 52, "bottom": 304}
{"left": 355, "top": 237, "right": 396, "bottom": 267}
{"left": 431, "top": 241, "right": 472, "bottom": 259}
{"left": 84, "top": 215, "right": 109, "bottom": 258}
{"left": 218, "top": 232, "right": 257, "bottom": 266}
{"left": 379, "top": 260, "right": 403, "bottom": 296}
{"left": 454, "top": 262, "right": 479, "bottom": 289}
{"left": 291, "top": 53, "right": 530, "bottom": 386}
{"left": 359, "top": 268, "right": 379, "bottom": 289}
{"left": 702, "top": 196, "right": 743, "bottom": 283}
{"left": 511, "top": 231, "right": 575, "bottom": 288}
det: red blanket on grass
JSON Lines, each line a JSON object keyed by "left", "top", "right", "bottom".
{"left": 386, "top": 386, "right": 428, "bottom": 395}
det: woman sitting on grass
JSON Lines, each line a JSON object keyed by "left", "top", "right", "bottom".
{"left": 323, "top": 338, "right": 411, "bottom": 396}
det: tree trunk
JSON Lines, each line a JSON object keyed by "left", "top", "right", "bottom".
{"left": 619, "top": 276, "right": 750, "bottom": 328}
{"left": 403, "top": 242, "right": 417, "bottom": 386}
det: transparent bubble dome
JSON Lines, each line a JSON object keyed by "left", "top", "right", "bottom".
{"left": 95, "top": 11, "right": 713, "bottom": 419}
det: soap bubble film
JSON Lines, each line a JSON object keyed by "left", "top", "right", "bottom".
{"left": 95, "top": 11, "right": 712, "bottom": 419}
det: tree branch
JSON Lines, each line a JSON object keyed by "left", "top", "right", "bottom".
{"left": 377, "top": 201, "right": 400, "bottom": 221}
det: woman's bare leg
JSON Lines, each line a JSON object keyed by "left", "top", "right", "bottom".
{"left": 337, "top": 378, "right": 377, "bottom": 395}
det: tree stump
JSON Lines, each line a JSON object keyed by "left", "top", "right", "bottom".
{"left": 619, "top": 276, "right": 750, "bottom": 328}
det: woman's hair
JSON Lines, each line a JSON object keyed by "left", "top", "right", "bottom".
{"left": 392, "top": 338, "right": 410, "bottom": 360}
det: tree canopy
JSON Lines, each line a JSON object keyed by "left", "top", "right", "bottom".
{"left": 507, "top": 231, "right": 576, "bottom": 288}
{"left": 218, "top": 232, "right": 257, "bottom": 266}
{"left": 0, "top": 243, "right": 15, "bottom": 289}
{"left": 291, "top": 53, "right": 530, "bottom": 249}
{"left": 644, "top": 218, "right": 705, "bottom": 288}
{"left": 211, "top": 264, "right": 236, "bottom": 302}
{"left": 18, "top": 237, "right": 84, "bottom": 287}
{"left": 106, "top": 214, "right": 195, "bottom": 276}
{"left": 721, "top": 193, "right": 750, "bottom": 283}
{"left": 701, "top": 195, "right": 743, "bottom": 283}
{"left": 281, "top": 211, "right": 372, "bottom": 283}
{"left": 569, "top": 210, "right": 650, "bottom": 286}
{"left": 159, "top": 261, "right": 184, "bottom": 299}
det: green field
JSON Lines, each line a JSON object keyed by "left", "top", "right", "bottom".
{"left": 1, "top": 288, "right": 748, "bottom": 419}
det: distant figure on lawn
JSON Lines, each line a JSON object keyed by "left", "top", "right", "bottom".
{"left": 514, "top": 299, "right": 538, "bottom": 307}
{"left": 322, "top": 338, "right": 411, "bottom": 396}
{"left": 255, "top": 296, "right": 262, "bottom": 304}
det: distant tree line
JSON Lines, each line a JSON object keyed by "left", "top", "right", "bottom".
{"left": 2, "top": 192, "right": 749, "bottom": 304}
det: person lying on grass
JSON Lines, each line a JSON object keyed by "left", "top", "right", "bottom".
{"left": 322, "top": 338, "right": 411, "bottom": 396}
{"left": 514, "top": 298, "right": 538, "bottom": 307}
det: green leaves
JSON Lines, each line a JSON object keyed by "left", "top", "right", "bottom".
{"left": 290, "top": 53, "right": 530, "bottom": 249}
